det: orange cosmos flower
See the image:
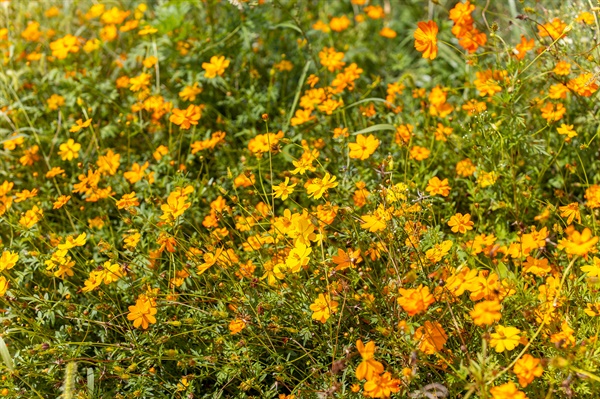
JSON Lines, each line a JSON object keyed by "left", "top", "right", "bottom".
{"left": 557, "top": 226, "right": 598, "bottom": 257}
{"left": 127, "top": 296, "right": 157, "bottom": 329}
{"left": 414, "top": 321, "right": 447, "bottom": 354}
{"left": 397, "top": 285, "right": 435, "bottom": 316}
{"left": 448, "top": 212, "right": 474, "bottom": 234}
{"left": 414, "top": 21, "right": 438, "bottom": 60}
{"left": 169, "top": 104, "right": 203, "bottom": 129}
{"left": 513, "top": 354, "right": 543, "bottom": 387}
{"left": 425, "top": 176, "right": 451, "bottom": 197}
{"left": 309, "top": 293, "right": 338, "bottom": 323}
{"left": 355, "top": 340, "right": 384, "bottom": 380}
{"left": 470, "top": 300, "right": 502, "bottom": 326}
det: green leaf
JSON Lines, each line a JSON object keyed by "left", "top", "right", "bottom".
{"left": 351, "top": 124, "right": 396, "bottom": 135}
{"left": 273, "top": 21, "right": 303, "bottom": 35}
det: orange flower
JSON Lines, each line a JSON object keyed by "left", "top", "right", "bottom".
{"left": 202, "top": 55, "right": 230, "bottom": 78}
{"left": 116, "top": 192, "right": 140, "bottom": 209}
{"left": 329, "top": 15, "right": 350, "bottom": 32}
{"left": 332, "top": 248, "right": 362, "bottom": 271}
{"left": 309, "top": 293, "right": 338, "bottom": 323}
{"left": 538, "top": 18, "right": 568, "bottom": 40}
{"left": 397, "top": 285, "right": 435, "bottom": 316}
{"left": 414, "top": 321, "right": 447, "bottom": 354}
{"left": 513, "top": 354, "right": 543, "bottom": 387}
{"left": 169, "top": 104, "right": 203, "bottom": 129}
{"left": 470, "top": 300, "right": 502, "bottom": 326}
{"left": 426, "top": 176, "right": 451, "bottom": 197}
{"left": 363, "top": 372, "right": 400, "bottom": 398}
{"left": 318, "top": 47, "right": 345, "bottom": 72}
{"left": 448, "top": 213, "right": 474, "bottom": 234}
{"left": 379, "top": 27, "right": 397, "bottom": 39}
{"left": 355, "top": 340, "right": 384, "bottom": 380}
{"left": 413, "top": 21, "right": 438, "bottom": 60}
{"left": 490, "top": 381, "right": 527, "bottom": 399}
{"left": 69, "top": 118, "right": 92, "bottom": 133}
{"left": 557, "top": 226, "right": 598, "bottom": 257}
{"left": 229, "top": 319, "right": 247, "bottom": 335}
{"left": 127, "top": 296, "right": 157, "bottom": 329}
{"left": 514, "top": 35, "right": 534, "bottom": 60}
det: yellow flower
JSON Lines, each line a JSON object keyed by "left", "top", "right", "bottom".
{"left": 329, "top": 15, "right": 350, "bottom": 32}
{"left": 553, "top": 61, "right": 571, "bottom": 75}
{"left": 160, "top": 186, "right": 194, "bottom": 223}
{"left": 558, "top": 202, "right": 580, "bottom": 224}
{"left": 0, "top": 251, "right": 18, "bottom": 272}
{"left": 379, "top": 27, "right": 397, "bottom": 39}
{"left": 309, "top": 293, "right": 338, "bottom": 323}
{"left": 47, "top": 94, "right": 65, "bottom": 110}
{"left": 142, "top": 56, "right": 158, "bottom": 68}
{"left": 424, "top": 240, "right": 452, "bottom": 263}
{"left": 290, "top": 109, "right": 315, "bottom": 126}
{"left": 556, "top": 124, "right": 577, "bottom": 141}
{"left": 138, "top": 25, "right": 158, "bottom": 36}
{"left": 582, "top": 256, "right": 600, "bottom": 277}
{"left": 522, "top": 256, "right": 552, "bottom": 277}
{"left": 127, "top": 297, "right": 157, "bottom": 330}
{"left": 470, "top": 300, "right": 502, "bottom": 326}
{"left": 489, "top": 325, "right": 521, "bottom": 352}
{"left": 538, "top": 18, "right": 567, "bottom": 40}
{"left": 414, "top": 21, "right": 438, "bottom": 60}
{"left": 456, "top": 159, "right": 476, "bottom": 177}
{"left": 124, "top": 162, "right": 149, "bottom": 184}
{"left": 550, "top": 321, "right": 575, "bottom": 347}
{"left": 58, "top": 139, "right": 81, "bottom": 161}
{"left": 19, "top": 205, "right": 43, "bottom": 228}
{"left": 584, "top": 303, "right": 600, "bottom": 317}
{"left": 96, "top": 149, "right": 121, "bottom": 176}
{"left": 50, "top": 34, "right": 80, "bottom": 59}
{"left": 123, "top": 232, "right": 141, "bottom": 250}
{"left": 129, "top": 72, "right": 151, "bottom": 92}
{"left": 305, "top": 172, "right": 338, "bottom": 199}
{"left": 0, "top": 276, "right": 8, "bottom": 297}
{"left": 477, "top": 170, "right": 498, "bottom": 187}
{"left": 101, "top": 261, "right": 125, "bottom": 285}
{"left": 202, "top": 55, "right": 230, "bottom": 78}
{"left": 69, "top": 118, "right": 92, "bottom": 133}
{"left": 285, "top": 242, "right": 311, "bottom": 273}
{"left": 348, "top": 134, "right": 380, "bottom": 160}
{"left": 273, "top": 178, "right": 296, "bottom": 201}
{"left": 57, "top": 232, "right": 87, "bottom": 250}
{"left": 540, "top": 102, "right": 566, "bottom": 122}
